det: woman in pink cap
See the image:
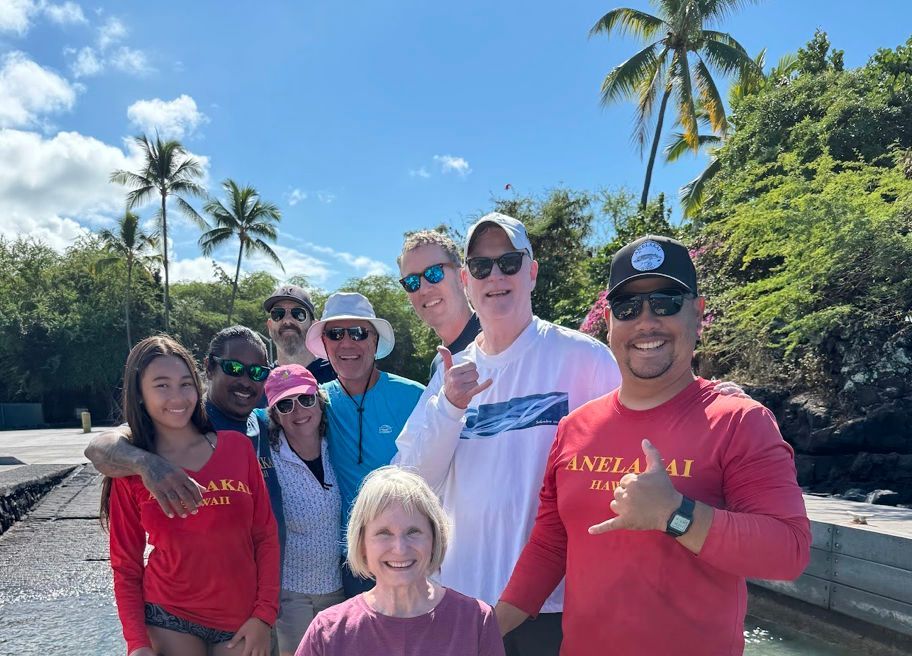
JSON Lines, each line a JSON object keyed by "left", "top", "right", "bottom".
{"left": 265, "top": 365, "right": 345, "bottom": 655}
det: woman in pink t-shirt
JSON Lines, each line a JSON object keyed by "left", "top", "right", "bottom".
{"left": 295, "top": 466, "right": 504, "bottom": 656}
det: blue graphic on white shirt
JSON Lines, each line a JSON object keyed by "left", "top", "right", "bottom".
{"left": 460, "top": 392, "right": 569, "bottom": 439}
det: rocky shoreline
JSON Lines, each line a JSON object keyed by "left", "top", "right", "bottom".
{"left": 0, "top": 465, "right": 76, "bottom": 534}
{"left": 749, "top": 388, "right": 912, "bottom": 507}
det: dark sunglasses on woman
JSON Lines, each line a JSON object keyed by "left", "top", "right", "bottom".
{"left": 210, "top": 355, "right": 271, "bottom": 382}
{"left": 323, "top": 326, "right": 373, "bottom": 342}
{"left": 275, "top": 393, "right": 318, "bottom": 414}
{"left": 465, "top": 251, "right": 526, "bottom": 280}
{"left": 398, "top": 263, "right": 453, "bottom": 293}
{"left": 608, "top": 289, "right": 691, "bottom": 321}
{"left": 270, "top": 307, "right": 309, "bottom": 322}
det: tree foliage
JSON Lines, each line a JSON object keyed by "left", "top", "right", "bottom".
{"left": 692, "top": 33, "right": 912, "bottom": 409}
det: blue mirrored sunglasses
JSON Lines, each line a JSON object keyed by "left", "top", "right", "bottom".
{"left": 398, "top": 263, "right": 452, "bottom": 293}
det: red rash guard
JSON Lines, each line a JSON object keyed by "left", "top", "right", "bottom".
{"left": 108, "top": 430, "right": 280, "bottom": 654}
{"left": 501, "top": 378, "right": 811, "bottom": 655}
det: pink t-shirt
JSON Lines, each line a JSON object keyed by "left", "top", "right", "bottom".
{"left": 295, "top": 587, "right": 505, "bottom": 656}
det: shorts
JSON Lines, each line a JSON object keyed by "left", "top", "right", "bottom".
{"left": 275, "top": 588, "right": 345, "bottom": 653}
{"left": 144, "top": 603, "right": 235, "bottom": 644}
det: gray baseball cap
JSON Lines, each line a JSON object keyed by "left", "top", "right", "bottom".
{"left": 464, "top": 212, "right": 533, "bottom": 259}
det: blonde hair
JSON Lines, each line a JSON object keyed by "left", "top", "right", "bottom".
{"left": 397, "top": 230, "right": 461, "bottom": 268}
{"left": 346, "top": 466, "right": 450, "bottom": 580}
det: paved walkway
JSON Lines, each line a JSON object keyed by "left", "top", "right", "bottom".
{"left": 0, "top": 426, "right": 102, "bottom": 472}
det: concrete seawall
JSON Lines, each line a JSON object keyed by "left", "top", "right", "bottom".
{"left": 0, "top": 464, "right": 76, "bottom": 534}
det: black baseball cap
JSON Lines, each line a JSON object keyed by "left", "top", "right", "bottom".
{"left": 607, "top": 235, "right": 698, "bottom": 299}
{"left": 263, "top": 284, "right": 316, "bottom": 317}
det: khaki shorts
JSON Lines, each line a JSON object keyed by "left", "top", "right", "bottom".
{"left": 275, "top": 587, "right": 345, "bottom": 654}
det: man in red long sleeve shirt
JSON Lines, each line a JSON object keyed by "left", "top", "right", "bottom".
{"left": 496, "top": 235, "right": 811, "bottom": 655}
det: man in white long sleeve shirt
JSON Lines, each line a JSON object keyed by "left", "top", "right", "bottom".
{"left": 395, "top": 212, "right": 621, "bottom": 656}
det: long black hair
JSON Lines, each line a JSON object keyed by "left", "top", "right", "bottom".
{"left": 99, "top": 335, "right": 210, "bottom": 527}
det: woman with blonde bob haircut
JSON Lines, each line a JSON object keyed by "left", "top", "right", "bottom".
{"left": 295, "top": 466, "right": 504, "bottom": 656}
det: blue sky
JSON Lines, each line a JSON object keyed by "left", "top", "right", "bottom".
{"left": 2, "top": 0, "right": 910, "bottom": 290}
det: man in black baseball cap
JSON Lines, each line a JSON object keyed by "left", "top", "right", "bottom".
{"left": 264, "top": 284, "right": 336, "bottom": 383}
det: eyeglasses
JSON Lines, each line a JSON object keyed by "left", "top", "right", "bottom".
{"left": 270, "top": 307, "right": 309, "bottom": 322}
{"left": 323, "top": 326, "right": 374, "bottom": 342}
{"left": 275, "top": 393, "right": 318, "bottom": 414}
{"left": 465, "top": 251, "right": 526, "bottom": 279}
{"left": 608, "top": 289, "right": 691, "bottom": 321}
{"left": 210, "top": 355, "right": 271, "bottom": 382}
{"left": 398, "top": 263, "right": 453, "bottom": 293}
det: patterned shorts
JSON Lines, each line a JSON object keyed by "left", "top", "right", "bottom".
{"left": 144, "top": 603, "right": 235, "bottom": 644}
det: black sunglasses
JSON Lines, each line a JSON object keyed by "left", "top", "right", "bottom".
{"left": 465, "top": 251, "right": 526, "bottom": 279}
{"left": 608, "top": 289, "right": 691, "bottom": 321}
{"left": 270, "top": 307, "right": 309, "bottom": 322}
{"left": 210, "top": 355, "right": 271, "bottom": 382}
{"left": 323, "top": 326, "right": 374, "bottom": 342}
{"left": 399, "top": 263, "right": 452, "bottom": 293}
{"left": 275, "top": 393, "right": 318, "bottom": 414}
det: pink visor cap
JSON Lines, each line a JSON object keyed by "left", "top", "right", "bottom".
{"left": 265, "top": 365, "right": 319, "bottom": 407}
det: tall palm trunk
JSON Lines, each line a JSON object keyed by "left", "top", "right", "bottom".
{"left": 640, "top": 87, "right": 673, "bottom": 209}
{"left": 125, "top": 258, "right": 134, "bottom": 350}
{"left": 227, "top": 239, "right": 244, "bottom": 324}
{"left": 160, "top": 190, "right": 170, "bottom": 332}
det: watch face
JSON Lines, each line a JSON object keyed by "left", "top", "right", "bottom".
{"left": 669, "top": 514, "right": 691, "bottom": 533}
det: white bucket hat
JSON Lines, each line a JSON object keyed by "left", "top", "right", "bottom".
{"left": 305, "top": 292, "right": 395, "bottom": 360}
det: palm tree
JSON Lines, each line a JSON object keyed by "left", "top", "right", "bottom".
{"left": 95, "top": 211, "right": 161, "bottom": 349}
{"left": 669, "top": 50, "right": 800, "bottom": 217}
{"left": 199, "top": 179, "right": 284, "bottom": 323}
{"left": 110, "top": 134, "right": 206, "bottom": 331}
{"left": 590, "top": 0, "right": 759, "bottom": 208}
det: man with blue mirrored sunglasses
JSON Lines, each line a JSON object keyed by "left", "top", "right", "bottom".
{"left": 398, "top": 230, "right": 481, "bottom": 381}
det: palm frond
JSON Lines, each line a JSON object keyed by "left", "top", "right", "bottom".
{"left": 700, "top": 38, "right": 757, "bottom": 77}
{"left": 590, "top": 7, "right": 666, "bottom": 40}
{"left": 599, "top": 42, "right": 664, "bottom": 106}
{"left": 680, "top": 156, "right": 722, "bottom": 217}
{"left": 693, "top": 58, "right": 728, "bottom": 135}
{"left": 664, "top": 132, "right": 722, "bottom": 162}
{"left": 198, "top": 227, "right": 236, "bottom": 255}
{"left": 671, "top": 51, "right": 699, "bottom": 150}
{"left": 247, "top": 239, "right": 285, "bottom": 271}
{"left": 173, "top": 196, "right": 208, "bottom": 229}
{"left": 124, "top": 186, "right": 158, "bottom": 209}
{"left": 632, "top": 48, "right": 670, "bottom": 154}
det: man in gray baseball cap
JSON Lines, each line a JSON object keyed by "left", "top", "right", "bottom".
{"left": 264, "top": 284, "right": 336, "bottom": 383}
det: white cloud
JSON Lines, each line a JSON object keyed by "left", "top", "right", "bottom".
{"left": 287, "top": 188, "right": 335, "bottom": 205}
{"left": 288, "top": 189, "right": 307, "bottom": 206}
{"left": 127, "top": 95, "right": 208, "bottom": 140}
{"left": 67, "top": 45, "right": 102, "bottom": 77}
{"left": 434, "top": 154, "right": 471, "bottom": 176}
{"left": 0, "top": 129, "right": 142, "bottom": 250}
{"left": 110, "top": 46, "right": 152, "bottom": 75}
{"left": 303, "top": 241, "right": 391, "bottom": 277}
{"left": 0, "top": 51, "right": 77, "bottom": 128}
{"left": 409, "top": 167, "right": 430, "bottom": 179}
{"left": 44, "top": 1, "right": 86, "bottom": 25}
{"left": 0, "top": 129, "right": 211, "bottom": 253}
{"left": 97, "top": 15, "right": 126, "bottom": 49}
{"left": 0, "top": 0, "right": 33, "bottom": 34}
{"left": 0, "top": 0, "right": 86, "bottom": 34}
{"left": 170, "top": 245, "right": 334, "bottom": 285}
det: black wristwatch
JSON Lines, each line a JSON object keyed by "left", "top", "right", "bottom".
{"left": 665, "top": 495, "right": 695, "bottom": 537}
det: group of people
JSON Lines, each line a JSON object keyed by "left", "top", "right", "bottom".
{"left": 87, "top": 212, "right": 812, "bottom": 656}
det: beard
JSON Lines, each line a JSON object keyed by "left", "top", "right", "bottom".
{"left": 273, "top": 326, "right": 305, "bottom": 356}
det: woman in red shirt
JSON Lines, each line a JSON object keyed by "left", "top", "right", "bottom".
{"left": 100, "top": 335, "right": 280, "bottom": 656}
